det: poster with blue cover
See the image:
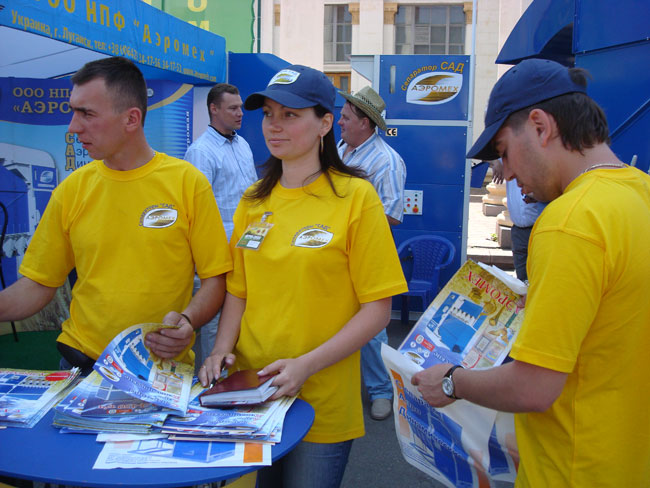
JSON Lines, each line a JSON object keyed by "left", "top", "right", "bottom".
{"left": 382, "top": 345, "right": 518, "bottom": 488}
{"left": 0, "top": 77, "right": 192, "bottom": 286}
{"left": 398, "top": 260, "right": 526, "bottom": 371}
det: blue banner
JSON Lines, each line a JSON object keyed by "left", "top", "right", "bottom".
{"left": 0, "top": 0, "right": 226, "bottom": 84}
{"left": 0, "top": 77, "right": 193, "bottom": 287}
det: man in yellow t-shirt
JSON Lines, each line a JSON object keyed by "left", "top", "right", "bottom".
{"left": 411, "top": 59, "right": 650, "bottom": 487}
{"left": 0, "top": 57, "right": 232, "bottom": 372}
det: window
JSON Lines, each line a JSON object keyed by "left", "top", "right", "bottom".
{"left": 326, "top": 72, "right": 351, "bottom": 92}
{"left": 395, "top": 5, "right": 465, "bottom": 55}
{"left": 324, "top": 5, "right": 352, "bottom": 63}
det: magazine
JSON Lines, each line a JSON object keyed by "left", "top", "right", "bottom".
{"left": 81, "top": 375, "right": 173, "bottom": 418}
{"left": 382, "top": 345, "right": 517, "bottom": 488}
{"left": 0, "top": 367, "right": 80, "bottom": 428}
{"left": 398, "top": 260, "right": 526, "bottom": 370}
{"left": 386, "top": 259, "right": 524, "bottom": 487}
{"left": 53, "top": 372, "right": 169, "bottom": 434}
{"left": 93, "top": 323, "right": 194, "bottom": 415}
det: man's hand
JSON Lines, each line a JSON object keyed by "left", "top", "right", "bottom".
{"left": 411, "top": 363, "right": 456, "bottom": 408}
{"left": 488, "top": 159, "right": 504, "bottom": 185}
{"left": 144, "top": 311, "right": 194, "bottom": 359}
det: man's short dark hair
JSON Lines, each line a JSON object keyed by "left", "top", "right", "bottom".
{"left": 503, "top": 67, "right": 610, "bottom": 153}
{"left": 207, "top": 83, "right": 240, "bottom": 114}
{"left": 71, "top": 56, "right": 148, "bottom": 126}
{"left": 348, "top": 101, "right": 377, "bottom": 131}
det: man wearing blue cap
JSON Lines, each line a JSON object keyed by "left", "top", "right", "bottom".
{"left": 411, "top": 59, "right": 650, "bottom": 487}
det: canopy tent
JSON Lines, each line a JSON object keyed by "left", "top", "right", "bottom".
{"left": 0, "top": 0, "right": 226, "bottom": 84}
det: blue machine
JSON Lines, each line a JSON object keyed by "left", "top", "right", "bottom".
{"left": 376, "top": 55, "right": 470, "bottom": 284}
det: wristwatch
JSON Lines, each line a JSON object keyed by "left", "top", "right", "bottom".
{"left": 442, "top": 365, "right": 463, "bottom": 399}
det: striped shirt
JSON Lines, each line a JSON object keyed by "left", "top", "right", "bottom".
{"left": 184, "top": 127, "right": 257, "bottom": 240}
{"left": 338, "top": 133, "right": 407, "bottom": 222}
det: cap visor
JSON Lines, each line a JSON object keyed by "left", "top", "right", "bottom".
{"left": 244, "top": 89, "right": 319, "bottom": 111}
{"left": 466, "top": 118, "right": 504, "bottom": 161}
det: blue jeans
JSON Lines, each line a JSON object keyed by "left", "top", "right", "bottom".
{"left": 361, "top": 328, "right": 392, "bottom": 400}
{"left": 256, "top": 440, "right": 353, "bottom": 488}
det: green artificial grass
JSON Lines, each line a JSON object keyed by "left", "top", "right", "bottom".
{"left": 0, "top": 330, "right": 62, "bottom": 370}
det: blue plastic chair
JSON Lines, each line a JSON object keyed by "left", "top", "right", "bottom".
{"left": 396, "top": 235, "right": 456, "bottom": 324}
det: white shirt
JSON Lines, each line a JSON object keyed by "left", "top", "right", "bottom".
{"left": 184, "top": 127, "right": 257, "bottom": 240}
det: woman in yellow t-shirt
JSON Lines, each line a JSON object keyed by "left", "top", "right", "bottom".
{"left": 199, "top": 65, "right": 407, "bottom": 488}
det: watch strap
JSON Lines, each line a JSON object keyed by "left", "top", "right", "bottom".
{"left": 444, "top": 365, "right": 463, "bottom": 399}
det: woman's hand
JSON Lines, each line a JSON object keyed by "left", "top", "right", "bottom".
{"left": 198, "top": 352, "right": 236, "bottom": 387}
{"left": 258, "top": 357, "right": 312, "bottom": 400}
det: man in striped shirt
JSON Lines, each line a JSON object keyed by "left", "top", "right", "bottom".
{"left": 184, "top": 83, "right": 258, "bottom": 370}
{"left": 337, "top": 86, "right": 406, "bottom": 420}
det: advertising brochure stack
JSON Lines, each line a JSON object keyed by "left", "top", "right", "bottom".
{"left": 53, "top": 371, "right": 172, "bottom": 435}
{"left": 0, "top": 367, "right": 80, "bottom": 428}
{"left": 382, "top": 260, "right": 525, "bottom": 488}
{"left": 3, "top": 323, "right": 296, "bottom": 470}
{"left": 163, "top": 381, "right": 295, "bottom": 444}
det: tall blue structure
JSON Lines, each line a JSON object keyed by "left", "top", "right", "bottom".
{"left": 497, "top": 0, "right": 650, "bottom": 174}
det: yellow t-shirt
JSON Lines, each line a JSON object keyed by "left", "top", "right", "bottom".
{"left": 510, "top": 167, "right": 650, "bottom": 487}
{"left": 228, "top": 171, "right": 407, "bottom": 443}
{"left": 20, "top": 153, "right": 233, "bottom": 363}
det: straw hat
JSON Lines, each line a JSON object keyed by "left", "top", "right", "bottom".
{"left": 339, "top": 86, "right": 388, "bottom": 132}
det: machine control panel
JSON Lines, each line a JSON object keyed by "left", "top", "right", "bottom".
{"left": 403, "top": 189, "right": 423, "bottom": 215}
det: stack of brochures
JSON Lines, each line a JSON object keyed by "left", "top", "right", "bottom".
{"left": 53, "top": 371, "right": 172, "bottom": 434}
{"left": 163, "top": 381, "right": 295, "bottom": 444}
{"left": 0, "top": 367, "right": 80, "bottom": 428}
{"left": 50, "top": 324, "right": 294, "bottom": 444}
{"left": 36, "top": 323, "right": 296, "bottom": 470}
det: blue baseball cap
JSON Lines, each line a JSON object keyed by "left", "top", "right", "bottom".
{"left": 467, "top": 59, "right": 587, "bottom": 161}
{"left": 244, "top": 65, "right": 335, "bottom": 113}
